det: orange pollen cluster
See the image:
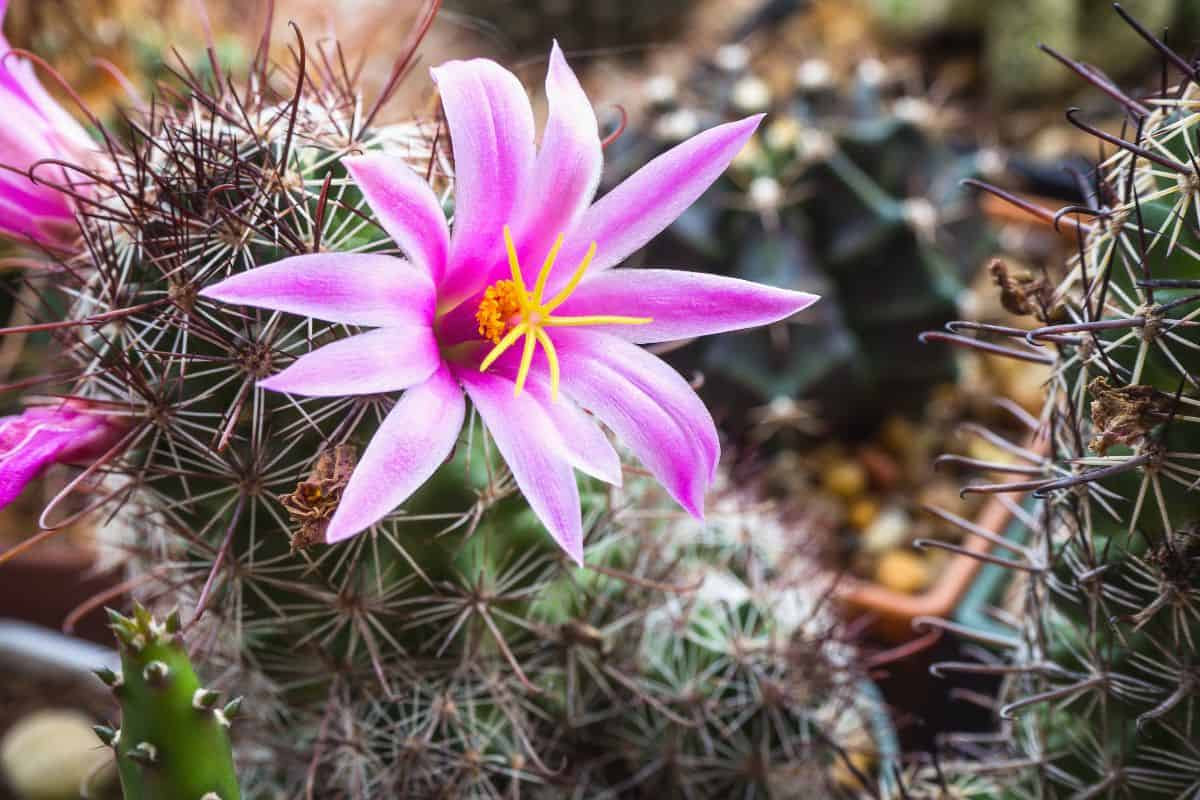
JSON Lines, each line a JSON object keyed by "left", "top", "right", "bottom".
{"left": 476, "top": 280, "right": 523, "bottom": 344}
{"left": 473, "top": 225, "right": 652, "bottom": 400}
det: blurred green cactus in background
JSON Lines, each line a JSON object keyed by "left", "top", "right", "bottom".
{"left": 444, "top": 0, "right": 694, "bottom": 56}
{"left": 608, "top": 43, "right": 992, "bottom": 432}
{"left": 869, "top": 0, "right": 1189, "bottom": 97}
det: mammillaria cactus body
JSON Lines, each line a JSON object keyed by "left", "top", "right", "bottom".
{"left": 929, "top": 7, "right": 1200, "bottom": 796}
{"left": 0, "top": 6, "right": 892, "bottom": 798}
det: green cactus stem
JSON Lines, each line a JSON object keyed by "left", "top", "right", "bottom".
{"left": 98, "top": 605, "right": 240, "bottom": 800}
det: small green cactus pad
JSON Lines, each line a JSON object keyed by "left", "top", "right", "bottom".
{"left": 98, "top": 605, "right": 240, "bottom": 800}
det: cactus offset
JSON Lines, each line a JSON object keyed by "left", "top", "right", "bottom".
{"left": 97, "top": 605, "right": 240, "bottom": 800}
{"left": 928, "top": 8, "right": 1200, "bottom": 796}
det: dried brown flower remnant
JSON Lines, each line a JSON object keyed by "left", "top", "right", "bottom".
{"left": 990, "top": 259, "right": 1059, "bottom": 321}
{"left": 280, "top": 444, "right": 358, "bottom": 551}
{"left": 1088, "top": 377, "right": 1173, "bottom": 455}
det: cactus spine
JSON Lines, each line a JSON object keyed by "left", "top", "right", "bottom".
{"left": 98, "top": 605, "right": 240, "bottom": 800}
{"left": 929, "top": 7, "right": 1200, "bottom": 796}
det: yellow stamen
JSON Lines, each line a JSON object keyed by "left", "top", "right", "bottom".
{"left": 476, "top": 280, "right": 524, "bottom": 343}
{"left": 478, "top": 231, "right": 652, "bottom": 399}
{"left": 479, "top": 322, "right": 528, "bottom": 372}
{"left": 532, "top": 233, "right": 565, "bottom": 304}
{"left": 543, "top": 314, "right": 654, "bottom": 328}
{"left": 514, "top": 328, "right": 537, "bottom": 396}
{"left": 502, "top": 225, "right": 530, "bottom": 308}
{"left": 543, "top": 242, "right": 597, "bottom": 313}
{"left": 533, "top": 327, "right": 560, "bottom": 400}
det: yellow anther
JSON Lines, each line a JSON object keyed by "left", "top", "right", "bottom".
{"left": 478, "top": 225, "right": 652, "bottom": 399}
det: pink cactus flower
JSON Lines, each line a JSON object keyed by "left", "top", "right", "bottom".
{"left": 0, "top": 0, "right": 93, "bottom": 249}
{"left": 200, "top": 43, "right": 818, "bottom": 564}
{"left": 0, "top": 403, "right": 126, "bottom": 508}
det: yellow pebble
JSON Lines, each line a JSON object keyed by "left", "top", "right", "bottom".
{"left": 879, "top": 415, "right": 918, "bottom": 456}
{"left": 875, "top": 550, "right": 931, "bottom": 594}
{"left": 829, "top": 749, "right": 876, "bottom": 790}
{"left": 847, "top": 498, "right": 880, "bottom": 530}
{"left": 967, "top": 437, "right": 1019, "bottom": 467}
{"left": 823, "top": 461, "right": 867, "bottom": 499}
{"left": 0, "top": 710, "right": 116, "bottom": 800}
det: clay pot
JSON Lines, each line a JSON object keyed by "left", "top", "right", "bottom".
{"left": 837, "top": 495, "right": 1016, "bottom": 641}
{"left": 0, "top": 543, "right": 121, "bottom": 646}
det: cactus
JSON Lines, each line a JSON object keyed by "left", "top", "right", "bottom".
{"left": 0, "top": 12, "right": 896, "bottom": 800}
{"left": 96, "top": 604, "right": 240, "bottom": 800}
{"left": 608, "top": 44, "right": 991, "bottom": 432}
{"left": 924, "top": 7, "right": 1200, "bottom": 796}
{"left": 443, "top": 0, "right": 693, "bottom": 56}
{"left": 868, "top": 0, "right": 1183, "bottom": 97}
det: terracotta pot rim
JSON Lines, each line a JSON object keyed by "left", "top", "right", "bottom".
{"left": 836, "top": 492, "right": 1018, "bottom": 641}
{"left": 0, "top": 541, "right": 99, "bottom": 571}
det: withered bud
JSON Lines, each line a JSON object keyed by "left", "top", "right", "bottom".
{"left": 990, "top": 259, "right": 1060, "bottom": 322}
{"left": 280, "top": 443, "right": 358, "bottom": 551}
{"left": 1088, "top": 376, "right": 1174, "bottom": 455}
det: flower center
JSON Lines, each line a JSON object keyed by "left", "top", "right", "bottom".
{"left": 475, "top": 225, "right": 652, "bottom": 400}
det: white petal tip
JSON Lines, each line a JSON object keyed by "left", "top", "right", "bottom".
{"left": 324, "top": 515, "right": 365, "bottom": 545}
{"left": 792, "top": 291, "right": 821, "bottom": 313}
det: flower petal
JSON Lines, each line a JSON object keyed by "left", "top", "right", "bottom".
{"left": 259, "top": 326, "right": 441, "bottom": 397}
{"left": 0, "top": 411, "right": 79, "bottom": 507}
{"left": 554, "top": 330, "right": 718, "bottom": 516}
{"left": 432, "top": 56, "right": 536, "bottom": 302}
{"left": 560, "top": 269, "right": 819, "bottom": 343}
{"left": 199, "top": 253, "right": 436, "bottom": 327}
{"left": 535, "top": 385, "right": 621, "bottom": 486}
{"left": 344, "top": 153, "right": 450, "bottom": 282}
{"left": 476, "top": 352, "right": 621, "bottom": 486}
{"left": 0, "top": 429, "right": 66, "bottom": 506}
{"left": 325, "top": 365, "right": 466, "bottom": 543}
{"left": 508, "top": 41, "right": 602, "bottom": 279}
{"left": 557, "top": 115, "right": 764, "bottom": 281}
{"left": 457, "top": 368, "right": 584, "bottom": 564}
{"left": 0, "top": 406, "right": 123, "bottom": 508}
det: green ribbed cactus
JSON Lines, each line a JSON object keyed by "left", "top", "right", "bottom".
{"left": 96, "top": 605, "right": 239, "bottom": 800}
{"left": 610, "top": 45, "right": 989, "bottom": 430}
{"left": 927, "top": 7, "right": 1200, "bottom": 796}
{"left": 3, "top": 16, "right": 893, "bottom": 799}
